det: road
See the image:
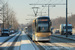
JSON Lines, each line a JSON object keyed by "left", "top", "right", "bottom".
{"left": 0, "top": 31, "right": 75, "bottom": 50}
{"left": 34, "top": 35, "right": 75, "bottom": 50}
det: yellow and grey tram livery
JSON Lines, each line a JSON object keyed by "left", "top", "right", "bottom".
{"left": 28, "top": 16, "right": 52, "bottom": 41}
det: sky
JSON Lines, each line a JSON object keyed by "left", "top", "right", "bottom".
{"left": 3, "top": 0, "right": 75, "bottom": 24}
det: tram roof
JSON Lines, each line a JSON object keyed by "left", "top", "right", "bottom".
{"left": 35, "top": 16, "right": 50, "bottom": 19}
{"left": 28, "top": 16, "right": 50, "bottom": 26}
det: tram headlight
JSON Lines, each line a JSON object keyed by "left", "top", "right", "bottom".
{"left": 49, "top": 33, "right": 51, "bottom": 35}
{"left": 36, "top": 34, "right": 37, "bottom": 36}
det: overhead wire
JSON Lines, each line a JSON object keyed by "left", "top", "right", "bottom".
{"left": 40, "top": 0, "right": 64, "bottom": 16}
{"left": 32, "top": 0, "right": 39, "bottom": 16}
{"left": 36, "top": 0, "right": 39, "bottom": 3}
{"left": 56, "top": 0, "right": 64, "bottom": 4}
{"left": 41, "top": 0, "right": 46, "bottom": 2}
{"left": 50, "top": 0, "right": 64, "bottom": 10}
{"left": 34, "top": 0, "right": 39, "bottom": 7}
{"left": 32, "top": 0, "right": 64, "bottom": 16}
{"left": 41, "top": 0, "right": 64, "bottom": 11}
{"left": 0, "top": 0, "right": 4, "bottom": 4}
{"left": 33, "top": 0, "right": 51, "bottom": 16}
{"left": 40, "top": 0, "right": 52, "bottom": 12}
{"left": 32, "top": 0, "right": 64, "bottom": 11}
{"left": 48, "top": 0, "right": 52, "bottom": 4}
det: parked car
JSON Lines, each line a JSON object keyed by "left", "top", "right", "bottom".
{"left": 10, "top": 30, "right": 14, "bottom": 34}
{"left": 1, "top": 29, "right": 10, "bottom": 36}
{"left": 14, "top": 30, "right": 18, "bottom": 33}
{"left": 55, "top": 30, "right": 60, "bottom": 34}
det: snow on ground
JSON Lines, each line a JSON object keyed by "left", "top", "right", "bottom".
{"left": 0, "top": 36, "right": 10, "bottom": 43}
{"left": 0, "top": 31, "right": 20, "bottom": 43}
{"left": 10, "top": 33, "right": 18, "bottom": 36}
{"left": 10, "top": 31, "right": 21, "bottom": 36}
{"left": 20, "top": 31, "right": 39, "bottom": 50}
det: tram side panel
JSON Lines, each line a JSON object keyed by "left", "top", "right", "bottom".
{"left": 28, "top": 24, "right": 33, "bottom": 38}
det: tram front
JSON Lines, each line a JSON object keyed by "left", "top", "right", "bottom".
{"left": 34, "top": 16, "right": 52, "bottom": 41}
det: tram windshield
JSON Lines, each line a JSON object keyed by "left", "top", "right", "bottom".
{"left": 37, "top": 23, "right": 49, "bottom": 32}
{"left": 36, "top": 17, "right": 50, "bottom": 32}
{"left": 39, "top": 26, "right": 49, "bottom": 32}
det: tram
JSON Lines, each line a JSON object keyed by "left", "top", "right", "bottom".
{"left": 28, "top": 16, "right": 52, "bottom": 41}
{"left": 24, "top": 27, "right": 28, "bottom": 33}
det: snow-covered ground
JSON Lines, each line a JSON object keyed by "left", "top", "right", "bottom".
{"left": 0, "top": 36, "right": 10, "bottom": 42}
{"left": 0, "top": 31, "right": 39, "bottom": 50}
{"left": 20, "top": 31, "right": 39, "bottom": 50}
{"left": 10, "top": 32, "right": 19, "bottom": 36}
{"left": 0, "top": 32, "right": 20, "bottom": 44}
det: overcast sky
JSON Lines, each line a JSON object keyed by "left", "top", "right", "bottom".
{"left": 4, "top": 0, "right": 75, "bottom": 24}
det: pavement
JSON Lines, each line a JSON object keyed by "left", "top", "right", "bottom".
{"left": 52, "top": 34, "right": 75, "bottom": 41}
{"left": 20, "top": 31, "right": 39, "bottom": 50}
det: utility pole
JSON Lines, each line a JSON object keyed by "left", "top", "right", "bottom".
{"left": 66, "top": 0, "right": 68, "bottom": 37}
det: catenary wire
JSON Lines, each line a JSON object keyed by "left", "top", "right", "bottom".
{"left": 40, "top": 0, "right": 52, "bottom": 12}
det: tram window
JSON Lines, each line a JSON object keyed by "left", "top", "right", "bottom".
{"left": 36, "top": 27, "right": 40, "bottom": 32}
{"left": 40, "top": 27, "right": 48, "bottom": 32}
{"left": 38, "top": 27, "right": 40, "bottom": 31}
{"left": 37, "top": 27, "right": 49, "bottom": 32}
{"left": 49, "top": 21, "right": 52, "bottom": 26}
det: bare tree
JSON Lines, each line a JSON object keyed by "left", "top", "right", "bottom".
{"left": 0, "top": 1, "right": 19, "bottom": 30}
{"left": 52, "top": 15, "right": 75, "bottom": 29}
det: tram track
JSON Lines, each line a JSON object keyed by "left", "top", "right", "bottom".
{"left": 34, "top": 41, "right": 45, "bottom": 50}
{"left": 34, "top": 41, "right": 60, "bottom": 50}
{"left": 27, "top": 35, "right": 40, "bottom": 50}
{"left": 51, "top": 36, "right": 75, "bottom": 47}
{"left": 34, "top": 41, "right": 75, "bottom": 50}
{"left": 7, "top": 32, "right": 21, "bottom": 50}
{"left": 26, "top": 33, "right": 75, "bottom": 50}
{"left": 33, "top": 36, "right": 75, "bottom": 50}
{"left": 0, "top": 32, "right": 19, "bottom": 45}
{"left": 27, "top": 35, "right": 62, "bottom": 50}
{"left": 0, "top": 31, "right": 21, "bottom": 50}
{"left": 51, "top": 35, "right": 75, "bottom": 41}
